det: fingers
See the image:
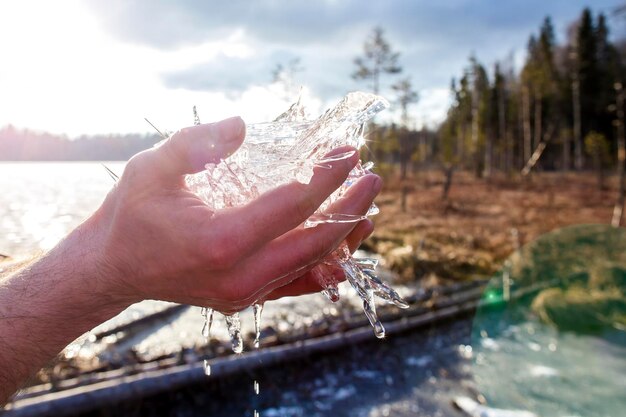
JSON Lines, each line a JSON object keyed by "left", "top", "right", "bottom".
{"left": 154, "top": 117, "right": 246, "bottom": 179}
{"left": 239, "top": 174, "right": 381, "bottom": 297}
{"left": 346, "top": 219, "right": 374, "bottom": 253}
{"left": 207, "top": 147, "right": 359, "bottom": 259}
{"left": 263, "top": 219, "right": 374, "bottom": 301}
{"left": 263, "top": 266, "right": 345, "bottom": 301}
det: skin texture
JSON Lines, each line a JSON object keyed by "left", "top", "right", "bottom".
{"left": 0, "top": 116, "right": 380, "bottom": 403}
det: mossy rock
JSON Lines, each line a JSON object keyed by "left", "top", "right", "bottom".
{"left": 531, "top": 286, "right": 626, "bottom": 333}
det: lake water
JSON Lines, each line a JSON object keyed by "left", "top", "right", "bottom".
{"left": 0, "top": 161, "right": 125, "bottom": 256}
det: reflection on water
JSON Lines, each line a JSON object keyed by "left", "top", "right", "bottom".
{"left": 472, "top": 225, "right": 626, "bottom": 417}
{"left": 0, "top": 162, "right": 124, "bottom": 255}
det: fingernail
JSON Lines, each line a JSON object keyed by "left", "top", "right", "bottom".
{"left": 349, "top": 148, "right": 360, "bottom": 164}
{"left": 372, "top": 175, "right": 383, "bottom": 192}
{"left": 214, "top": 116, "right": 245, "bottom": 142}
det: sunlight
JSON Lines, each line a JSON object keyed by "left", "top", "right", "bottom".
{"left": 0, "top": 2, "right": 304, "bottom": 136}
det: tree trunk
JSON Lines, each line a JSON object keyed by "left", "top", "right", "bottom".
{"left": 399, "top": 130, "right": 408, "bottom": 180}
{"left": 612, "top": 83, "right": 626, "bottom": 227}
{"left": 563, "top": 131, "right": 571, "bottom": 171}
{"left": 572, "top": 75, "right": 583, "bottom": 170}
{"left": 594, "top": 154, "right": 604, "bottom": 190}
{"left": 522, "top": 86, "right": 532, "bottom": 166}
{"left": 534, "top": 93, "right": 542, "bottom": 168}
{"left": 458, "top": 124, "right": 466, "bottom": 165}
{"left": 401, "top": 185, "right": 409, "bottom": 212}
{"left": 400, "top": 161, "right": 408, "bottom": 180}
{"left": 498, "top": 83, "right": 507, "bottom": 172}
{"left": 522, "top": 141, "right": 548, "bottom": 177}
{"left": 507, "top": 132, "right": 514, "bottom": 175}
{"left": 442, "top": 166, "right": 455, "bottom": 200}
{"left": 484, "top": 134, "right": 493, "bottom": 178}
{"left": 471, "top": 91, "right": 481, "bottom": 178}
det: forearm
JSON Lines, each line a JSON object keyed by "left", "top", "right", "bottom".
{"left": 0, "top": 213, "right": 130, "bottom": 403}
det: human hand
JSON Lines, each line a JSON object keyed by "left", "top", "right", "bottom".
{"left": 92, "top": 117, "right": 381, "bottom": 313}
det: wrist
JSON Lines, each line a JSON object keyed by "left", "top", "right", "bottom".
{"left": 52, "top": 207, "right": 135, "bottom": 321}
{"left": 0, "top": 209, "right": 132, "bottom": 401}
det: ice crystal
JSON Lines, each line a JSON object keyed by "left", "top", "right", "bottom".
{"left": 189, "top": 92, "right": 408, "bottom": 348}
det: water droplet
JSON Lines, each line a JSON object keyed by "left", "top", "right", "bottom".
{"left": 203, "top": 359, "right": 211, "bottom": 376}
{"left": 312, "top": 264, "right": 341, "bottom": 302}
{"left": 253, "top": 303, "right": 264, "bottom": 349}
{"left": 201, "top": 308, "right": 214, "bottom": 339}
{"left": 322, "top": 285, "right": 340, "bottom": 302}
{"left": 225, "top": 313, "right": 243, "bottom": 354}
{"left": 354, "top": 257, "right": 379, "bottom": 269}
{"left": 254, "top": 380, "right": 260, "bottom": 395}
{"left": 254, "top": 410, "right": 260, "bottom": 417}
{"left": 373, "top": 321, "right": 386, "bottom": 339}
{"left": 366, "top": 203, "right": 380, "bottom": 216}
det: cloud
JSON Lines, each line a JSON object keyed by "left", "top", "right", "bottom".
{"left": 138, "top": 0, "right": 623, "bottom": 128}
{"left": 162, "top": 53, "right": 275, "bottom": 94}
{"left": 86, "top": 0, "right": 620, "bottom": 50}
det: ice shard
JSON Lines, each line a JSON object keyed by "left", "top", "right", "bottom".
{"left": 188, "top": 92, "right": 408, "bottom": 340}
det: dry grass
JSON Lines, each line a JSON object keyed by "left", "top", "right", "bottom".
{"left": 367, "top": 169, "right": 618, "bottom": 283}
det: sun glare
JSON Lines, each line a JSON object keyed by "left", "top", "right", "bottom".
{"left": 0, "top": 2, "right": 293, "bottom": 136}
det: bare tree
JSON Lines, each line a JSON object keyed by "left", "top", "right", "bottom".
{"left": 392, "top": 78, "right": 419, "bottom": 180}
{"left": 571, "top": 48, "right": 583, "bottom": 170}
{"left": 392, "top": 78, "right": 419, "bottom": 126}
{"left": 613, "top": 82, "right": 626, "bottom": 226}
{"left": 352, "top": 27, "right": 402, "bottom": 94}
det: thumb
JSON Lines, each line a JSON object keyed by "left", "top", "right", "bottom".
{"left": 157, "top": 116, "right": 245, "bottom": 177}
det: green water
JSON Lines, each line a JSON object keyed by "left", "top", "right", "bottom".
{"left": 471, "top": 224, "right": 626, "bottom": 417}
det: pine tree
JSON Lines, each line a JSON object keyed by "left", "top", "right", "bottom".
{"left": 391, "top": 78, "right": 419, "bottom": 179}
{"left": 352, "top": 27, "right": 402, "bottom": 95}
{"left": 352, "top": 27, "right": 403, "bottom": 169}
{"left": 469, "top": 56, "right": 490, "bottom": 177}
{"left": 577, "top": 8, "right": 600, "bottom": 136}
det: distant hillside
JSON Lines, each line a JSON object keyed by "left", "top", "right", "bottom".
{"left": 0, "top": 125, "right": 161, "bottom": 161}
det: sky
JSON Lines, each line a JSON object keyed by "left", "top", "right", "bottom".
{"left": 0, "top": 0, "right": 624, "bottom": 137}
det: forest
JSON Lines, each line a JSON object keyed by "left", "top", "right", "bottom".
{"left": 355, "top": 8, "right": 624, "bottom": 176}
{"left": 349, "top": 7, "right": 626, "bottom": 228}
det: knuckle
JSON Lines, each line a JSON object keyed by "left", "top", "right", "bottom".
{"left": 159, "top": 128, "right": 189, "bottom": 163}
{"left": 312, "top": 238, "right": 330, "bottom": 261}
{"left": 175, "top": 127, "right": 193, "bottom": 143}
{"left": 295, "top": 193, "right": 318, "bottom": 220}
{"left": 124, "top": 151, "right": 150, "bottom": 179}
{"left": 295, "top": 238, "right": 328, "bottom": 267}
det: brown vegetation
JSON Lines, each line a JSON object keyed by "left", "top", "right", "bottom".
{"left": 366, "top": 170, "right": 616, "bottom": 283}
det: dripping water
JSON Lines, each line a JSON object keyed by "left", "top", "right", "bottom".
{"left": 201, "top": 307, "right": 214, "bottom": 338}
{"left": 225, "top": 313, "right": 244, "bottom": 354}
{"left": 252, "top": 303, "right": 264, "bottom": 348}
{"left": 201, "top": 307, "right": 214, "bottom": 376}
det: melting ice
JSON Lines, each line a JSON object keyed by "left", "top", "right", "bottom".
{"left": 188, "top": 92, "right": 409, "bottom": 354}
